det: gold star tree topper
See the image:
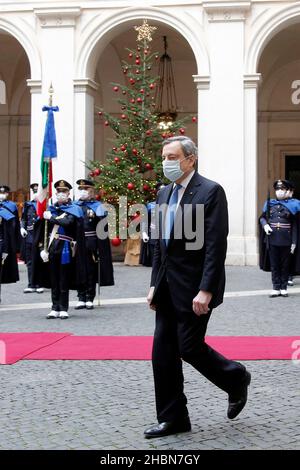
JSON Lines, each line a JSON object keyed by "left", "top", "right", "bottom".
{"left": 135, "top": 19, "right": 157, "bottom": 42}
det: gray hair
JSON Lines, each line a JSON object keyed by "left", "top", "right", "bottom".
{"left": 161, "top": 136, "right": 198, "bottom": 158}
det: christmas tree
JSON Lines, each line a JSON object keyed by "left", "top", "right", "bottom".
{"left": 87, "top": 20, "right": 196, "bottom": 241}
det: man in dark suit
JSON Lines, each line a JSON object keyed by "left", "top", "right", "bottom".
{"left": 144, "top": 136, "right": 251, "bottom": 439}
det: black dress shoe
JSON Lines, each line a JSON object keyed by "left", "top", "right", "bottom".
{"left": 144, "top": 417, "right": 191, "bottom": 439}
{"left": 227, "top": 371, "right": 251, "bottom": 419}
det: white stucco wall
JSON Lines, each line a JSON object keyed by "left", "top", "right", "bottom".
{"left": 1, "top": 0, "right": 300, "bottom": 264}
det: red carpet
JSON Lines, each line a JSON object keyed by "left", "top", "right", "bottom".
{"left": 24, "top": 335, "right": 300, "bottom": 361}
{"left": 0, "top": 332, "right": 71, "bottom": 364}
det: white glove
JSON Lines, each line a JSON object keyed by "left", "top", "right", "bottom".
{"left": 264, "top": 224, "right": 273, "bottom": 235}
{"left": 20, "top": 227, "right": 28, "bottom": 238}
{"left": 43, "top": 211, "right": 52, "bottom": 220}
{"left": 40, "top": 250, "right": 49, "bottom": 263}
{"left": 142, "top": 231, "right": 150, "bottom": 243}
{"left": 2, "top": 252, "right": 8, "bottom": 262}
{"left": 291, "top": 243, "right": 296, "bottom": 254}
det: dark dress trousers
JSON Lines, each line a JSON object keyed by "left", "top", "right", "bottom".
{"left": 20, "top": 201, "right": 38, "bottom": 288}
{"left": 150, "top": 172, "right": 246, "bottom": 423}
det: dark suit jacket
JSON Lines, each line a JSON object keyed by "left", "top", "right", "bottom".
{"left": 151, "top": 172, "right": 228, "bottom": 310}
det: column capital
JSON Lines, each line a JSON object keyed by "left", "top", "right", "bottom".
{"left": 244, "top": 73, "right": 261, "bottom": 89}
{"left": 34, "top": 7, "right": 81, "bottom": 28}
{"left": 193, "top": 75, "right": 210, "bottom": 90}
{"left": 26, "top": 79, "right": 42, "bottom": 94}
{"left": 74, "top": 78, "right": 99, "bottom": 95}
{"left": 203, "top": 2, "right": 251, "bottom": 22}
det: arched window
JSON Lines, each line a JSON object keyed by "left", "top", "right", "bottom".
{"left": 0, "top": 80, "right": 6, "bottom": 104}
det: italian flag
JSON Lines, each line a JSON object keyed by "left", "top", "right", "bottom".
{"left": 37, "top": 105, "right": 59, "bottom": 218}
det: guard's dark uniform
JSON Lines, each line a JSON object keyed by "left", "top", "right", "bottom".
{"left": 20, "top": 184, "right": 40, "bottom": 290}
{"left": 140, "top": 201, "right": 156, "bottom": 267}
{"left": 74, "top": 179, "right": 114, "bottom": 307}
{"left": 32, "top": 180, "right": 85, "bottom": 316}
{"left": 0, "top": 185, "right": 21, "bottom": 253}
{"left": 259, "top": 180, "right": 300, "bottom": 291}
{"left": 0, "top": 205, "right": 19, "bottom": 285}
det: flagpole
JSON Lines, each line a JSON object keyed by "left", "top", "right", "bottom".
{"left": 43, "top": 83, "right": 54, "bottom": 253}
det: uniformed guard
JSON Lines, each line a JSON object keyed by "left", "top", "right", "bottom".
{"left": 74, "top": 178, "right": 114, "bottom": 310}
{"left": 259, "top": 179, "right": 300, "bottom": 297}
{"left": 140, "top": 182, "right": 165, "bottom": 267}
{"left": 0, "top": 195, "right": 19, "bottom": 300}
{"left": 0, "top": 184, "right": 21, "bottom": 252}
{"left": 20, "top": 183, "right": 44, "bottom": 294}
{"left": 285, "top": 182, "right": 300, "bottom": 286}
{"left": 33, "top": 180, "right": 84, "bottom": 319}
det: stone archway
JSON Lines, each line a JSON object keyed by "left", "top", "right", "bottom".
{"left": 0, "top": 16, "right": 41, "bottom": 204}
{"left": 257, "top": 22, "right": 300, "bottom": 212}
{"left": 73, "top": 7, "right": 208, "bottom": 183}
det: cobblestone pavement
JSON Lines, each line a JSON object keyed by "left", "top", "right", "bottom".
{"left": 0, "top": 264, "right": 299, "bottom": 450}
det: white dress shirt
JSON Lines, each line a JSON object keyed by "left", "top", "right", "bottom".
{"left": 174, "top": 170, "right": 195, "bottom": 210}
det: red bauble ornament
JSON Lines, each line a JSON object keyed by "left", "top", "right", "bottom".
{"left": 128, "top": 52, "right": 133, "bottom": 58}
{"left": 95, "top": 194, "right": 101, "bottom": 201}
{"left": 127, "top": 182, "right": 135, "bottom": 190}
{"left": 135, "top": 59, "right": 140, "bottom": 65}
{"left": 98, "top": 111, "right": 103, "bottom": 116}
{"left": 192, "top": 116, "right": 197, "bottom": 122}
{"left": 113, "top": 147, "right": 118, "bottom": 152}
{"left": 129, "top": 167, "right": 135, "bottom": 173}
{"left": 145, "top": 163, "right": 152, "bottom": 170}
{"left": 137, "top": 97, "right": 143, "bottom": 104}
{"left": 89, "top": 171, "right": 95, "bottom": 177}
{"left": 104, "top": 121, "right": 109, "bottom": 126}
{"left": 121, "top": 145, "right": 126, "bottom": 151}
{"left": 140, "top": 89, "right": 145, "bottom": 94}
{"left": 149, "top": 83, "right": 155, "bottom": 89}
{"left": 146, "top": 130, "right": 152, "bottom": 136}
{"left": 111, "top": 237, "right": 122, "bottom": 247}
{"left": 129, "top": 78, "right": 135, "bottom": 85}
{"left": 132, "top": 148, "right": 138, "bottom": 156}
{"left": 135, "top": 70, "right": 140, "bottom": 74}
{"left": 114, "top": 157, "right": 120, "bottom": 163}
{"left": 143, "top": 184, "right": 150, "bottom": 191}
{"left": 130, "top": 98, "right": 135, "bottom": 104}
{"left": 179, "top": 128, "right": 185, "bottom": 135}
{"left": 94, "top": 168, "right": 101, "bottom": 176}
{"left": 113, "top": 86, "right": 119, "bottom": 92}
{"left": 121, "top": 114, "right": 126, "bottom": 120}
{"left": 162, "top": 133, "right": 167, "bottom": 139}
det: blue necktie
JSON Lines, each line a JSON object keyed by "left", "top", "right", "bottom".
{"left": 164, "top": 184, "right": 182, "bottom": 246}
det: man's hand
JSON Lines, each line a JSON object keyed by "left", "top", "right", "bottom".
{"left": 20, "top": 227, "right": 28, "bottom": 238}
{"left": 40, "top": 250, "right": 49, "bottom": 263}
{"left": 1, "top": 252, "right": 8, "bottom": 263}
{"left": 264, "top": 224, "right": 273, "bottom": 235}
{"left": 147, "top": 286, "right": 156, "bottom": 311}
{"left": 142, "top": 231, "right": 150, "bottom": 243}
{"left": 291, "top": 243, "right": 296, "bottom": 254}
{"left": 192, "top": 290, "right": 212, "bottom": 316}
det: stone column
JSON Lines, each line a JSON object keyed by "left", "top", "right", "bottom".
{"left": 34, "top": 7, "right": 81, "bottom": 188}
{"left": 244, "top": 73, "right": 261, "bottom": 265}
{"left": 202, "top": 1, "right": 251, "bottom": 264}
{"left": 73, "top": 79, "right": 99, "bottom": 185}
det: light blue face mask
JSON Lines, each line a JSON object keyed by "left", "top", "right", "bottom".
{"left": 162, "top": 157, "right": 189, "bottom": 182}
